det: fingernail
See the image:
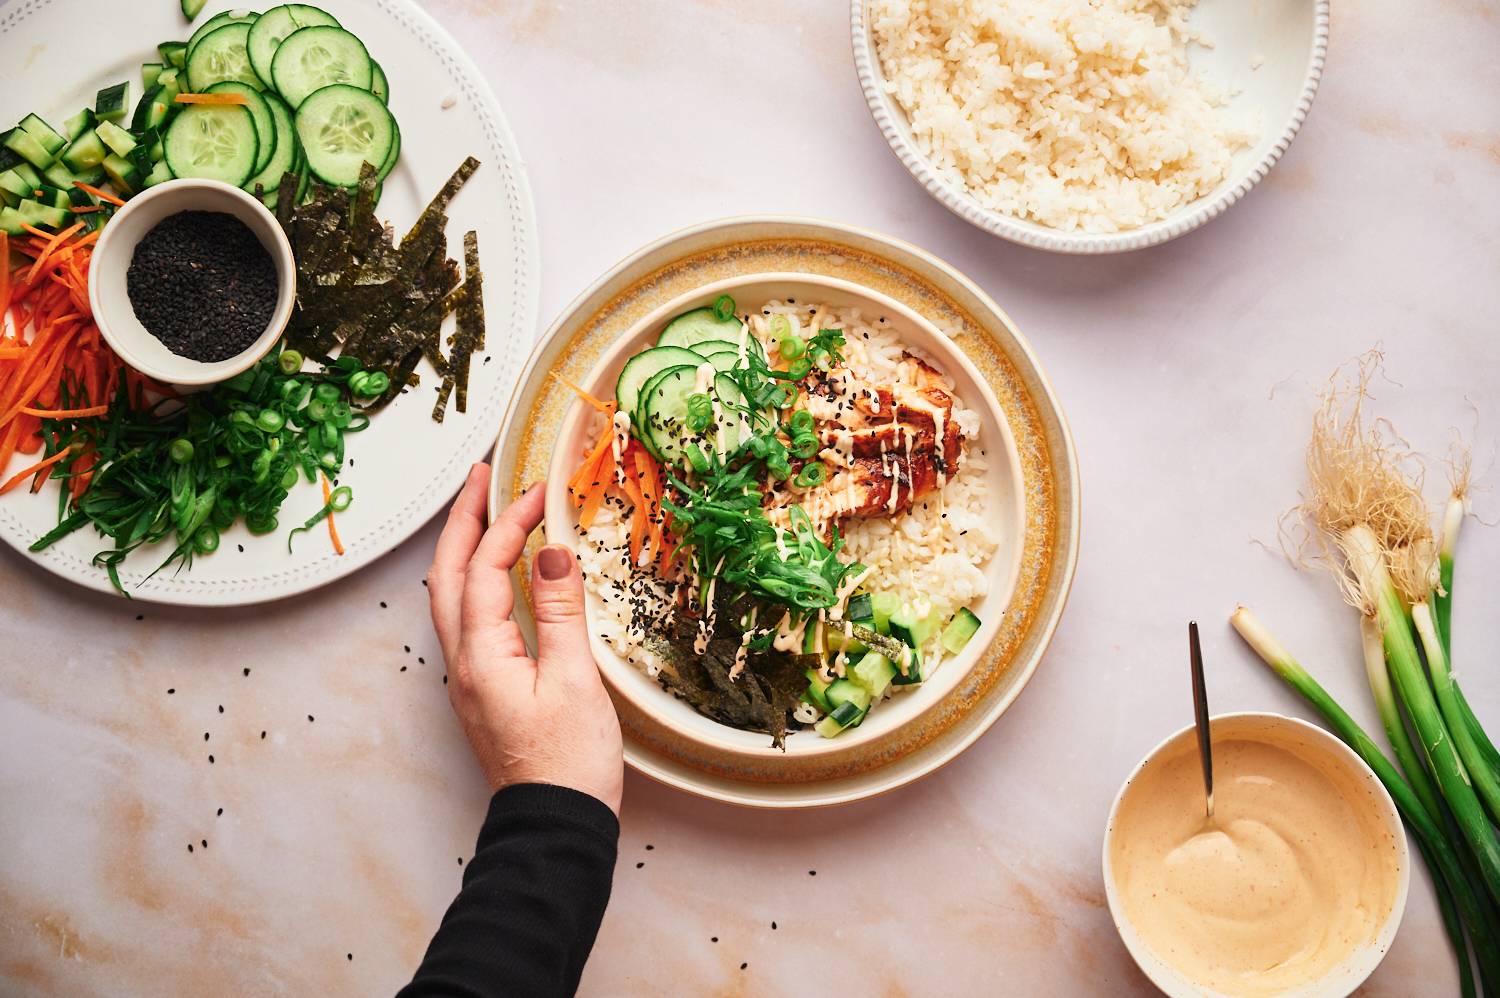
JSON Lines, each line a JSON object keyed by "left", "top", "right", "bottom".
{"left": 537, "top": 545, "right": 571, "bottom": 580}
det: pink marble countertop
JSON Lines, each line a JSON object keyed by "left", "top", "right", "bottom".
{"left": 3, "top": 1, "right": 1498, "bottom": 994}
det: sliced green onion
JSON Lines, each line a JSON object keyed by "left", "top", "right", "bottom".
{"left": 685, "top": 393, "right": 713, "bottom": 433}
{"left": 255, "top": 410, "right": 285, "bottom": 433}
{"left": 785, "top": 358, "right": 812, "bottom": 380}
{"left": 780, "top": 333, "right": 805, "bottom": 360}
{"left": 794, "top": 461, "right": 827, "bottom": 488}
{"left": 347, "top": 372, "right": 370, "bottom": 396}
{"left": 790, "top": 433, "right": 819, "bottom": 459}
{"left": 789, "top": 410, "right": 814, "bottom": 435}
{"left": 330, "top": 401, "right": 353, "bottom": 429}
{"left": 245, "top": 513, "right": 278, "bottom": 535}
{"left": 169, "top": 438, "right": 194, "bottom": 464}
{"left": 329, "top": 486, "right": 353, "bottom": 512}
{"left": 712, "top": 294, "right": 735, "bottom": 322}
{"left": 193, "top": 526, "right": 220, "bottom": 554}
{"left": 684, "top": 444, "right": 710, "bottom": 474}
{"left": 313, "top": 383, "right": 341, "bottom": 405}
{"left": 359, "top": 371, "right": 389, "bottom": 397}
{"left": 306, "top": 398, "right": 331, "bottom": 423}
{"left": 278, "top": 350, "right": 303, "bottom": 375}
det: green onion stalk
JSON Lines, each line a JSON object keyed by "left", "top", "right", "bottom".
{"left": 1437, "top": 494, "right": 1500, "bottom": 780}
{"left": 1232, "top": 607, "right": 1500, "bottom": 993}
{"left": 1343, "top": 525, "right": 1500, "bottom": 906}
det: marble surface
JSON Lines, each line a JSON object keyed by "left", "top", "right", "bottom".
{"left": 3, "top": 1, "right": 1498, "bottom": 995}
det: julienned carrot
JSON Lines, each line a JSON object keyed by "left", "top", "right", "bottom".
{"left": 0, "top": 444, "right": 75, "bottom": 495}
{"left": 175, "top": 92, "right": 251, "bottom": 106}
{"left": 19, "top": 404, "right": 109, "bottom": 418}
{"left": 71, "top": 182, "right": 125, "bottom": 207}
{"left": 320, "top": 474, "right": 345, "bottom": 556}
{"left": 551, "top": 371, "right": 612, "bottom": 414}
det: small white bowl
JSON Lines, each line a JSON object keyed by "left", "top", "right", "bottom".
{"left": 90, "top": 179, "right": 296, "bottom": 386}
{"left": 1102, "top": 712, "right": 1409, "bottom": 998}
{"left": 543, "top": 271, "right": 1025, "bottom": 762}
{"left": 851, "top": 0, "right": 1330, "bottom": 254}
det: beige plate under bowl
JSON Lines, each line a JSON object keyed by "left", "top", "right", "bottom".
{"left": 491, "top": 217, "right": 1080, "bottom": 807}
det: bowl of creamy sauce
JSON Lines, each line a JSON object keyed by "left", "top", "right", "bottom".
{"left": 1104, "top": 712, "right": 1408, "bottom": 998}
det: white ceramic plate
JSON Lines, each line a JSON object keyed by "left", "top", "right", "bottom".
{"left": 851, "top": 0, "right": 1331, "bottom": 254}
{"left": 0, "top": 0, "right": 539, "bottom": 605}
{"left": 542, "top": 273, "right": 1026, "bottom": 762}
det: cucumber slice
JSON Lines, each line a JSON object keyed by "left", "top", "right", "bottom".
{"left": 941, "top": 608, "right": 982, "bottom": 655}
{"left": 248, "top": 4, "right": 342, "bottom": 89}
{"left": 206, "top": 82, "right": 276, "bottom": 175}
{"left": 159, "top": 42, "right": 189, "bottom": 70}
{"left": 95, "top": 83, "right": 131, "bottom": 124}
{"left": 188, "top": 10, "right": 257, "bottom": 57}
{"left": 182, "top": 0, "right": 208, "bottom": 19}
{"left": 376, "top": 116, "right": 400, "bottom": 181}
{"left": 371, "top": 61, "right": 389, "bottom": 104}
{"left": 710, "top": 373, "right": 749, "bottom": 454}
{"left": 295, "top": 84, "right": 393, "bottom": 187}
{"left": 164, "top": 104, "right": 259, "bottom": 186}
{"left": 272, "top": 26, "right": 373, "bottom": 109}
{"left": 637, "top": 365, "right": 699, "bottom": 464}
{"left": 187, "top": 22, "right": 264, "bottom": 93}
{"left": 657, "top": 306, "right": 746, "bottom": 352}
{"left": 242, "top": 91, "right": 299, "bottom": 198}
{"left": 615, "top": 346, "right": 705, "bottom": 418}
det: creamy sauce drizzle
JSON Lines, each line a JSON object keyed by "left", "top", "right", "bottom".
{"left": 1108, "top": 721, "right": 1400, "bottom": 998}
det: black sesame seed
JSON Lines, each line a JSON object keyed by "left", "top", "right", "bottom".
{"left": 167, "top": 688, "right": 175, "bottom": 695}
{"left": 379, "top": 601, "right": 387, "bottom": 609}
{"left": 636, "top": 861, "right": 644, "bottom": 869}
{"left": 260, "top": 730, "right": 267, "bottom": 739}
{"left": 188, "top": 843, "right": 194, "bottom": 853}
{"left": 208, "top": 754, "right": 214, "bottom": 764}
{"left": 710, "top": 937, "right": 718, "bottom": 943}
{"left": 307, "top": 715, "right": 315, "bottom": 722}
{"left": 217, "top": 807, "right": 223, "bottom": 816}
{"left": 127, "top": 211, "right": 279, "bottom": 362}
{"left": 740, "top": 963, "right": 748, "bottom": 970}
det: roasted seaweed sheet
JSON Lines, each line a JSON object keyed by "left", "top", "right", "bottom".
{"left": 275, "top": 158, "right": 485, "bottom": 421}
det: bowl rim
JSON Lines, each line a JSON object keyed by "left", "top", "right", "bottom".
{"left": 1101, "top": 710, "right": 1411, "bottom": 998}
{"left": 89, "top": 177, "right": 296, "bottom": 386}
{"left": 542, "top": 268, "right": 1026, "bottom": 761}
{"left": 849, "top": 0, "right": 1332, "bottom": 255}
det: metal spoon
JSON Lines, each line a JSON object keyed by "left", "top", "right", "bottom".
{"left": 1189, "top": 621, "right": 1214, "bottom": 819}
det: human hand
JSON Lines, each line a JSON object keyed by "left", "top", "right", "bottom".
{"left": 427, "top": 463, "right": 623, "bottom": 815}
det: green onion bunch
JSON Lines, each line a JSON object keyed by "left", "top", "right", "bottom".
{"left": 29, "top": 347, "right": 370, "bottom": 592}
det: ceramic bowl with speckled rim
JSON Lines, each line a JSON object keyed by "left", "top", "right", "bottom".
{"left": 491, "top": 216, "right": 1079, "bottom": 808}
{"left": 541, "top": 272, "right": 1025, "bottom": 763}
{"left": 851, "top": 0, "right": 1331, "bottom": 254}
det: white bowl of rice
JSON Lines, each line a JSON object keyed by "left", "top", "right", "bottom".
{"left": 544, "top": 273, "right": 1024, "bottom": 760}
{"left": 853, "top": 0, "right": 1330, "bottom": 253}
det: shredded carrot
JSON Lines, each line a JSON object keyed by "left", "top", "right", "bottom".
{"left": 69, "top": 205, "right": 103, "bottom": 215}
{"left": 175, "top": 92, "right": 251, "bottom": 106}
{"left": 0, "top": 444, "right": 76, "bottom": 495}
{"left": 320, "top": 474, "right": 345, "bottom": 556}
{"left": 551, "top": 371, "right": 614, "bottom": 415}
{"left": 71, "top": 182, "right": 125, "bottom": 207}
{"left": 19, "top": 404, "right": 109, "bottom": 419}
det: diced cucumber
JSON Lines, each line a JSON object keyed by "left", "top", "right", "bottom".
{"left": 95, "top": 120, "right": 137, "bottom": 158}
{"left": 164, "top": 105, "right": 259, "bottom": 186}
{"left": 187, "top": 22, "right": 264, "bottom": 93}
{"left": 62, "top": 109, "right": 96, "bottom": 141}
{"left": 846, "top": 592, "right": 874, "bottom": 626}
{"left": 130, "top": 133, "right": 158, "bottom": 177}
{"left": 825, "top": 625, "right": 868, "bottom": 658}
{"left": 851, "top": 652, "right": 897, "bottom": 699}
{"left": 18, "top": 114, "right": 66, "bottom": 155}
{"left": 0, "top": 169, "right": 35, "bottom": 202}
{"left": 42, "top": 161, "right": 80, "bottom": 190}
{"left": 131, "top": 85, "right": 172, "bottom": 134}
{"left": 801, "top": 618, "right": 825, "bottom": 655}
{"left": 272, "top": 25, "right": 373, "bottom": 108}
{"left": 890, "top": 645, "right": 923, "bottom": 686}
{"left": 889, "top": 603, "right": 939, "bottom": 650}
{"left": 159, "top": 42, "right": 189, "bottom": 71}
{"left": 615, "top": 346, "right": 706, "bottom": 419}
{"left": 657, "top": 306, "right": 744, "bottom": 352}
{"left": 0, "top": 184, "right": 14, "bottom": 209}
{"left": 825, "top": 678, "right": 871, "bottom": 713}
{"left": 34, "top": 185, "right": 70, "bottom": 210}
{"left": 941, "top": 608, "right": 982, "bottom": 655}
{"left": 182, "top": 0, "right": 207, "bottom": 18}
{"left": 62, "top": 130, "right": 108, "bottom": 172}
{"left": 803, "top": 669, "right": 832, "bottom": 713}
{"left": 0, "top": 206, "right": 25, "bottom": 235}
{"left": 4, "top": 129, "right": 55, "bottom": 170}
{"left": 0, "top": 132, "right": 19, "bottom": 172}
{"left": 144, "top": 160, "right": 176, "bottom": 188}
{"left": 157, "top": 69, "right": 184, "bottom": 106}
{"left": 17, "top": 199, "right": 68, "bottom": 230}
{"left": 96, "top": 83, "right": 131, "bottom": 124}
{"left": 248, "top": 4, "right": 342, "bottom": 88}
{"left": 870, "top": 592, "right": 901, "bottom": 634}
{"left": 294, "top": 83, "right": 394, "bottom": 186}
{"left": 143, "top": 63, "right": 165, "bottom": 91}
{"left": 102, "top": 153, "right": 142, "bottom": 195}
{"left": 10, "top": 162, "right": 41, "bottom": 189}
{"left": 816, "top": 700, "right": 866, "bottom": 737}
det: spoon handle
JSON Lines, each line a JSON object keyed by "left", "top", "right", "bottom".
{"left": 1189, "top": 621, "right": 1214, "bottom": 818}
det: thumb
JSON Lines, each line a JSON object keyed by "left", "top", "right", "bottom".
{"left": 530, "top": 545, "right": 596, "bottom": 675}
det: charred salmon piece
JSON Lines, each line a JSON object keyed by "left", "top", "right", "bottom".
{"left": 771, "top": 451, "right": 943, "bottom": 523}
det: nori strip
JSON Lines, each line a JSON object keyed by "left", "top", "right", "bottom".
{"left": 450, "top": 230, "right": 484, "bottom": 414}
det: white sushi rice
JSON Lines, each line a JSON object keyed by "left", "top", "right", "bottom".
{"left": 870, "top": 0, "right": 1258, "bottom": 232}
{"left": 576, "top": 300, "right": 1000, "bottom": 699}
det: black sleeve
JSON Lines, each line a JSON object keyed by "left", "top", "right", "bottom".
{"left": 397, "top": 783, "right": 619, "bottom": 998}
